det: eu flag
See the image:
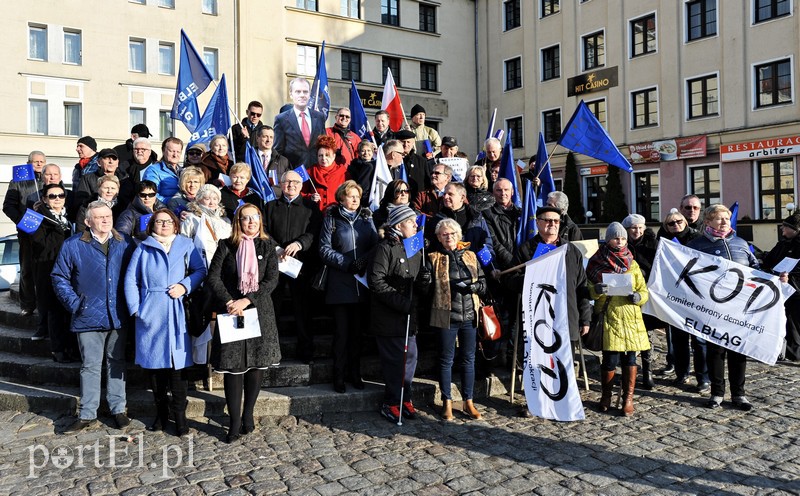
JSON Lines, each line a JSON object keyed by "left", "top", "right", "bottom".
{"left": 17, "top": 209, "right": 44, "bottom": 234}
{"left": 477, "top": 244, "right": 493, "bottom": 267}
{"left": 416, "top": 214, "right": 426, "bottom": 229}
{"left": 12, "top": 164, "right": 35, "bottom": 182}
{"left": 534, "top": 132, "right": 555, "bottom": 207}
{"left": 245, "top": 142, "right": 277, "bottom": 203}
{"left": 558, "top": 100, "right": 633, "bottom": 173}
{"left": 349, "top": 80, "right": 371, "bottom": 140}
{"left": 399, "top": 163, "right": 408, "bottom": 183}
{"left": 730, "top": 201, "right": 739, "bottom": 231}
{"left": 187, "top": 74, "right": 231, "bottom": 149}
{"left": 403, "top": 231, "right": 424, "bottom": 258}
{"left": 532, "top": 243, "right": 557, "bottom": 260}
{"left": 308, "top": 41, "right": 331, "bottom": 119}
{"left": 499, "top": 133, "right": 521, "bottom": 208}
{"left": 171, "top": 29, "right": 214, "bottom": 133}
{"left": 516, "top": 179, "right": 538, "bottom": 246}
{"left": 294, "top": 164, "right": 311, "bottom": 182}
{"left": 139, "top": 214, "right": 153, "bottom": 232}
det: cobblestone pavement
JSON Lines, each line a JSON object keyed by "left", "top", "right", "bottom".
{"left": 1, "top": 356, "right": 799, "bottom": 495}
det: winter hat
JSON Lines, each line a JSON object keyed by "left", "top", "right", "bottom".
{"left": 622, "top": 214, "right": 646, "bottom": 228}
{"left": 605, "top": 222, "right": 628, "bottom": 242}
{"left": 410, "top": 104, "right": 426, "bottom": 117}
{"left": 783, "top": 212, "right": 800, "bottom": 231}
{"left": 77, "top": 136, "right": 97, "bottom": 151}
{"left": 386, "top": 204, "right": 416, "bottom": 227}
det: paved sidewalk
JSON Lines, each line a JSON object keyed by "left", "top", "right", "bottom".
{"left": 1, "top": 357, "right": 799, "bottom": 495}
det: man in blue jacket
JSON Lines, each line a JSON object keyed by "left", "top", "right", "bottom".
{"left": 52, "top": 201, "right": 136, "bottom": 432}
{"left": 142, "top": 137, "right": 184, "bottom": 202}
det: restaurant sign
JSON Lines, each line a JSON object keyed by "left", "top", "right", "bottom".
{"left": 628, "top": 136, "right": 708, "bottom": 164}
{"left": 720, "top": 135, "right": 800, "bottom": 162}
{"left": 567, "top": 67, "right": 619, "bottom": 97}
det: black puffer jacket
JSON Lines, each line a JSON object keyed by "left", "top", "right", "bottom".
{"left": 465, "top": 185, "right": 495, "bottom": 213}
{"left": 484, "top": 203, "right": 521, "bottom": 269}
{"left": 628, "top": 228, "right": 658, "bottom": 280}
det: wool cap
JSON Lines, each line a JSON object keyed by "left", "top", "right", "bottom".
{"left": 605, "top": 222, "right": 628, "bottom": 241}
{"left": 410, "top": 104, "right": 426, "bottom": 117}
{"left": 622, "top": 214, "right": 646, "bottom": 228}
{"left": 386, "top": 204, "right": 417, "bottom": 227}
{"left": 77, "top": 136, "right": 97, "bottom": 151}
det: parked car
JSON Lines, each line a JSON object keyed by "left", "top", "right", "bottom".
{"left": 0, "top": 234, "right": 20, "bottom": 291}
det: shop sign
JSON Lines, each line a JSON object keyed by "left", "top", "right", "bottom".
{"left": 567, "top": 67, "right": 619, "bottom": 97}
{"left": 720, "top": 135, "right": 800, "bottom": 162}
{"left": 628, "top": 136, "right": 707, "bottom": 164}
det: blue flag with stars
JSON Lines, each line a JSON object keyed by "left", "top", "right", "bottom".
{"left": 244, "top": 141, "right": 277, "bottom": 203}
{"left": 171, "top": 29, "right": 214, "bottom": 133}
{"left": 499, "top": 133, "right": 521, "bottom": 208}
{"left": 534, "top": 132, "right": 556, "bottom": 207}
{"left": 403, "top": 231, "right": 424, "bottom": 259}
{"left": 294, "top": 164, "right": 311, "bottom": 183}
{"left": 416, "top": 214, "right": 426, "bottom": 229}
{"left": 516, "top": 179, "right": 538, "bottom": 246}
{"left": 558, "top": 100, "right": 633, "bottom": 173}
{"left": 477, "top": 244, "right": 493, "bottom": 267}
{"left": 349, "top": 80, "right": 372, "bottom": 140}
{"left": 532, "top": 243, "right": 557, "bottom": 260}
{"left": 187, "top": 74, "right": 231, "bottom": 149}
{"left": 16, "top": 209, "right": 44, "bottom": 234}
{"left": 730, "top": 201, "right": 739, "bottom": 231}
{"left": 308, "top": 41, "right": 331, "bottom": 119}
{"left": 12, "top": 164, "right": 35, "bottom": 182}
{"left": 139, "top": 214, "right": 153, "bottom": 233}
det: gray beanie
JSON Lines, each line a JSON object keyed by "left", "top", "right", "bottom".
{"left": 622, "top": 214, "right": 646, "bottom": 228}
{"left": 605, "top": 222, "right": 628, "bottom": 242}
{"left": 386, "top": 204, "right": 416, "bottom": 227}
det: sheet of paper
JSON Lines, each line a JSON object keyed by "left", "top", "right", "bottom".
{"left": 218, "top": 174, "right": 232, "bottom": 187}
{"left": 602, "top": 273, "right": 633, "bottom": 296}
{"left": 275, "top": 247, "right": 303, "bottom": 279}
{"left": 572, "top": 239, "right": 599, "bottom": 260}
{"left": 772, "top": 257, "right": 800, "bottom": 274}
{"left": 217, "top": 308, "right": 260, "bottom": 344}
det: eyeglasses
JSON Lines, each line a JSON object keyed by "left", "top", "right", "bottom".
{"left": 395, "top": 189, "right": 409, "bottom": 195}
{"left": 46, "top": 193, "right": 66, "bottom": 199}
{"left": 249, "top": 112, "right": 262, "bottom": 117}
{"left": 337, "top": 115, "right": 351, "bottom": 119}
{"left": 282, "top": 180, "right": 302, "bottom": 185}
{"left": 667, "top": 220, "right": 684, "bottom": 227}
{"left": 187, "top": 150, "right": 202, "bottom": 156}
{"left": 537, "top": 218, "right": 560, "bottom": 224}
{"left": 154, "top": 219, "right": 174, "bottom": 226}
{"left": 133, "top": 148, "right": 149, "bottom": 153}
{"left": 139, "top": 192, "right": 157, "bottom": 198}
{"left": 431, "top": 171, "right": 446, "bottom": 176}
{"left": 240, "top": 214, "right": 261, "bottom": 223}
{"left": 682, "top": 205, "right": 700, "bottom": 210}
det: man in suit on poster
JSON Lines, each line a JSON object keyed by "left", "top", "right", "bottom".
{"left": 273, "top": 77, "right": 327, "bottom": 169}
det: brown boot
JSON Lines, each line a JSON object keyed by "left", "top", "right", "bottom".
{"left": 442, "top": 400, "right": 454, "bottom": 420}
{"left": 463, "top": 399, "right": 482, "bottom": 420}
{"left": 622, "top": 365, "right": 637, "bottom": 416}
{"left": 599, "top": 369, "right": 615, "bottom": 412}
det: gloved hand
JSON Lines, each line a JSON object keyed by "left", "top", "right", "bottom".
{"left": 629, "top": 292, "right": 642, "bottom": 304}
{"left": 468, "top": 282, "right": 481, "bottom": 294}
{"left": 349, "top": 257, "right": 368, "bottom": 275}
{"left": 594, "top": 283, "right": 608, "bottom": 295}
{"left": 418, "top": 267, "right": 432, "bottom": 286}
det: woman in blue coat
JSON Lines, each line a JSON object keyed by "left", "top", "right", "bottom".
{"left": 319, "top": 180, "right": 379, "bottom": 393}
{"left": 124, "top": 208, "right": 207, "bottom": 435}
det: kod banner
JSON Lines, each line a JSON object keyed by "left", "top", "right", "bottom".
{"left": 521, "top": 245, "right": 585, "bottom": 421}
{"left": 644, "top": 240, "right": 792, "bottom": 365}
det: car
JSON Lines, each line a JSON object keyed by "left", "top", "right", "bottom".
{"left": 0, "top": 234, "right": 20, "bottom": 291}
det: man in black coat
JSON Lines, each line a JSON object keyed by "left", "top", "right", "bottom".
{"left": 231, "top": 101, "right": 265, "bottom": 162}
{"left": 484, "top": 178, "right": 521, "bottom": 271}
{"left": 372, "top": 110, "right": 394, "bottom": 147}
{"left": 113, "top": 124, "right": 156, "bottom": 167}
{"left": 397, "top": 129, "right": 429, "bottom": 193}
{"left": 545, "top": 191, "right": 584, "bottom": 241}
{"left": 263, "top": 170, "right": 322, "bottom": 363}
{"left": 254, "top": 126, "right": 291, "bottom": 199}
{"left": 75, "top": 149, "right": 134, "bottom": 209}
{"left": 273, "top": 78, "right": 326, "bottom": 168}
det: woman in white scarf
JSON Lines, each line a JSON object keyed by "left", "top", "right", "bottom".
{"left": 180, "top": 184, "right": 232, "bottom": 268}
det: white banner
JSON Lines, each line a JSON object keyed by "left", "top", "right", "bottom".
{"left": 521, "top": 245, "right": 585, "bottom": 421}
{"left": 644, "top": 240, "right": 790, "bottom": 365}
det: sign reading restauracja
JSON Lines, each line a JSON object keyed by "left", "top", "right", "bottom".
{"left": 720, "top": 135, "right": 800, "bottom": 162}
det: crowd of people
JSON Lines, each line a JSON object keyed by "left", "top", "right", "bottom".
{"left": 4, "top": 76, "right": 798, "bottom": 440}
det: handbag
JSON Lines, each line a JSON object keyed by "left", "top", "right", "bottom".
{"left": 478, "top": 300, "right": 503, "bottom": 341}
{"left": 311, "top": 265, "right": 328, "bottom": 292}
{"left": 582, "top": 298, "right": 610, "bottom": 352}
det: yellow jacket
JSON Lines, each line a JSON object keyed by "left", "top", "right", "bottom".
{"left": 588, "top": 260, "right": 651, "bottom": 352}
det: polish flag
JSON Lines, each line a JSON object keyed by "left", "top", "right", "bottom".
{"left": 381, "top": 68, "right": 404, "bottom": 132}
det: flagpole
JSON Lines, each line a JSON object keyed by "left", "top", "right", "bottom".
{"left": 536, "top": 143, "right": 560, "bottom": 179}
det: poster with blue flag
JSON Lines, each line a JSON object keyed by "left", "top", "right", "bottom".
{"left": 558, "top": 101, "right": 633, "bottom": 173}
{"left": 308, "top": 41, "right": 331, "bottom": 119}
{"left": 730, "top": 201, "right": 739, "bottom": 231}
{"left": 532, "top": 243, "right": 557, "bottom": 260}
{"left": 516, "top": 179, "right": 538, "bottom": 246}
{"left": 534, "top": 132, "right": 555, "bottom": 207}
{"left": 403, "top": 231, "right": 424, "bottom": 259}
{"left": 499, "top": 134, "right": 521, "bottom": 208}
{"left": 349, "top": 80, "right": 372, "bottom": 140}
{"left": 171, "top": 29, "right": 214, "bottom": 133}
{"left": 187, "top": 74, "right": 231, "bottom": 148}
{"left": 294, "top": 164, "right": 311, "bottom": 182}
{"left": 139, "top": 214, "right": 153, "bottom": 233}
{"left": 16, "top": 209, "right": 44, "bottom": 234}
{"left": 12, "top": 164, "right": 35, "bottom": 182}
{"left": 477, "top": 244, "right": 494, "bottom": 267}
{"left": 244, "top": 142, "right": 277, "bottom": 203}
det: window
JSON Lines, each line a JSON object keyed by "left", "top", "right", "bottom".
{"left": 634, "top": 170, "right": 660, "bottom": 222}
{"left": 29, "top": 100, "right": 48, "bottom": 135}
{"left": 583, "top": 31, "right": 604, "bottom": 70}
{"left": 688, "top": 74, "right": 719, "bottom": 119}
{"left": 757, "top": 159, "right": 794, "bottom": 219}
{"left": 202, "top": 0, "right": 218, "bottom": 15}
{"left": 504, "top": 57, "right": 522, "bottom": 91}
{"left": 383, "top": 57, "right": 401, "bottom": 86}
{"left": 159, "top": 0, "right": 175, "bottom": 7}
{"left": 64, "top": 30, "right": 81, "bottom": 65}
{"left": 159, "top": 110, "right": 173, "bottom": 140}
{"left": 541, "top": 45, "right": 560, "bottom": 81}
{"left": 296, "top": 45, "right": 316, "bottom": 77}
{"left": 419, "top": 4, "right": 436, "bottom": 33}
{"left": 296, "top": 0, "right": 317, "bottom": 10}
{"left": 341, "top": 0, "right": 358, "bottom": 18}
{"left": 130, "top": 108, "right": 146, "bottom": 131}
{"left": 504, "top": 0, "right": 521, "bottom": 30}
{"left": 129, "top": 39, "right": 146, "bottom": 72}
{"left": 203, "top": 48, "right": 219, "bottom": 79}
{"left": 584, "top": 175, "right": 607, "bottom": 221}
{"left": 29, "top": 25, "right": 47, "bottom": 61}
{"left": 586, "top": 98, "right": 607, "bottom": 127}
{"left": 755, "top": 0, "right": 790, "bottom": 23}
{"left": 382, "top": 0, "right": 399, "bottom": 26}
{"left": 689, "top": 165, "right": 721, "bottom": 207}
{"left": 341, "top": 51, "right": 361, "bottom": 81}
{"left": 542, "top": 108, "right": 561, "bottom": 143}
{"left": 129, "top": 0, "right": 145, "bottom": 4}
{"left": 632, "top": 88, "right": 658, "bottom": 128}
{"left": 507, "top": 117, "right": 523, "bottom": 148}
{"left": 542, "top": 0, "right": 560, "bottom": 17}
{"left": 755, "top": 59, "right": 792, "bottom": 108}
{"left": 687, "top": 0, "right": 717, "bottom": 41}
{"left": 159, "top": 42, "right": 175, "bottom": 75}
{"left": 64, "top": 103, "right": 82, "bottom": 136}
{"left": 631, "top": 14, "right": 656, "bottom": 57}
{"left": 420, "top": 63, "right": 438, "bottom": 91}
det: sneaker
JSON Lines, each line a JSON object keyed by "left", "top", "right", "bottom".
{"left": 732, "top": 396, "right": 753, "bottom": 411}
{"left": 113, "top": 413, "right": 131, "bottom": 429}
{"left": 64, "top": 418, "right": 98, "bottom": 433}
{"left": 402, "top": 401, "right": 416, "bottom": 419}
{"left": 657, "top": 365, "right": 675, "bottom": 376}
{"left": 706, "top": 396, "right": 723, "bottom": 409}
{"left": 695, "top": 382, "right": 711, "bottom": 394}
{"left": 30, "top": 329, "right": 48, "bottom": 341}
{"left": 380, "top": 404, "right": 400, "bottom": 423}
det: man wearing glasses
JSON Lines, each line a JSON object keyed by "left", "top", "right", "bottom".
{"left": 231, "top": 100, "right": 265, "bottom": 161}
{"left": 122, "top": 138, "right": 159, "bottom": 186}
{"left": 325, "top": 107, "right": 361, "bottom": 167}
{"left": 113, "top": 124, "right": 154, "bottom": 167}
{"left": 680, "top": 194, "right": 702, "bottom": 229}
{"left": 413, "top": 163, "right": 452, "bottom": 218}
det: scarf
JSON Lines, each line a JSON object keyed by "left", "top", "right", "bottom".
{"left": 78, "top": 157, "right": 92, "bottom": 169}
{"left": 339, "top": 205, "right": 359, "bottom": 223}
{"left": 210, "top": 153, "right": 230, "bottom": 174}
{"left": 705, "top": 225, "right": 731, "bottom": 239}
{"left": 236, "top": 235, "right": 259, "bottom": 294}
{"left": 151, "top": 232, "right": 176, "bottom": 253}
{"left": 586, "top": 243, "right": 634, "bottom": 283}
{"left": 99, "top": 196, "right": 117, "bottom": 208}
{"left": 230, "top": 186, "right": 251, "bottom": 198}
{"left": 49, "top": 208, "right": 70, "bottom": 230}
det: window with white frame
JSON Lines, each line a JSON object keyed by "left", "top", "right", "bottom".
{"left": 130, "top": 108, "right": 146, "bottom": 131}
{"left": 203, "top": 48, "right": 219, "bottom": 79}
{"left": 297, "top": 0, "right": 317, "bottom": 10}
{"left": 202, "top": 0, "right": 218, "bottom": 15}
{"left": 64, "top": 103, "right": 82, "bottom": 136}
{"left": 159, "top": 42, "right": 175, "bottom": 75}
{"left": 542, "top": 0, "right": 559, "bottom": 17}
{"left": 686, "top": 0, "right": 717, "bottom": 41}
{"left": 159, "top": 110, "right": 173, "bottom": 140}
{"left": 159, "top": 0, "right": 175, "bottom": 7}
{"left": 29, "top": 25, "right": 47, "bottom": 61}
{"left": 755, "top": 58, "right": 792, "bottom": 108}
{"left": 30, "top": 100, "right": 48, "bottom": 134}
{"left": 583, "top": 31, "right": 604, "bottom": 70}
{"left": 689, "top": 164, "right": 721, "bottom": 207}
{"left": 754, "top": 0, "right": 791, "bottom": 23}
{"left": 341, "top": 0, "right": 358, "bottom": 18}
{"left": 296, "top": 45, "right": 317, "bottom": 77}
{"left": 129, "top": 38, "right": 146, "bottom": 72}
{"left": 631, "top": 13, "right": 656, "bottom": 57}
{"left": 64, "top": 30, "right": 81, "bottom": 65}
{"left": 757, "top": 158, "right": 794, "bottom": 219}
{"left": 632, "top": 87, "right": 658, "bottom": 128}
{"left": 541, "top": 45, "right": 560, "bottom": 81}
{"left": 687, "top": 74, "right": 719, "bottom": 119}
{"left": 634, "top": 170, "right": 660, "bottom": 221}
{"left": 504, "top": 57, "right": 522, "bottom": 91}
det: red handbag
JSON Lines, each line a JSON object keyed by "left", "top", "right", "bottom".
{"left": 479, "top": 302, "right": 503, "bottom": 341}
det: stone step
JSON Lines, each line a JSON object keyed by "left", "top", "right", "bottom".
{"left": 0, "top": 295, "right": 35, "bottom": 330}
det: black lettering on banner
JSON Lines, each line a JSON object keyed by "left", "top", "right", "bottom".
{"left": 676, "top": 257, "right": 718, "bottom": 297}
{"left": 709, "top": 268, "right": 744, "bottom": 303}
{"left": 530, "top": 283, "right": 567, "bottom": 400}
{"left": 745, "top": 277, "right": 780, "bottom": 314}
{"left": 539, "top": 359, "right": 568, "bottom": 401}
{"left": 533, "top": 319, "right": 561, "bottom": 354}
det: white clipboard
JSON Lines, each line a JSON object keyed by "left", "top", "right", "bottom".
{"left": 602, "top": 273, "right": 633, "bottom": 296}
{"left": 217, "top": 307, "right": 261, "bottom": 343}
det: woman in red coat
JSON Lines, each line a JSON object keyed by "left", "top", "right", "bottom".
{"left": 304, "top": 135, "right": 348, "bottom": 211}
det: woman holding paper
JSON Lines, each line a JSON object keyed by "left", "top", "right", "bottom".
{"left": 688, "top": 204, "right": 759, "bottom": 411}
{"left": 115, "top": 180, "right": 166, "bottom": 242}
{"left": 304, "top": 135, "right": 349, "bottom": 211}
{"left": 207, "top": 203, "right": 281, "bottom": 442}
{"left": 124, "top": 208, "right": 207, "bottom": 435}
{"left": 587, "top": 222, "right": 650, "bottom": 416}
{"left": 219, "top": 163, "right": 264, "bottom": 222}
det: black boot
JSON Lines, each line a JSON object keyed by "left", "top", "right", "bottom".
{"left": 149, "top": 400, "right": 169, "bottom": 432}
{"left": 149, "top": 370, "right": 170, "bottom": 431}
{"left": 641, "top": 351, "right": 655, "bottom": 390}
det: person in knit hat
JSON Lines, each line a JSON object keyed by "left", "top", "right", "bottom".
{"left": 73, "top": 136, "right": 99, "bottom": 186}
{"left": 408, "top": 103, "right": 441, "bottom": 154}
{"left": 762, "top": 211, "right": 800, "bottom": 362}
{"left": 586, "top": 221, "right": 650, "bottom": 417}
